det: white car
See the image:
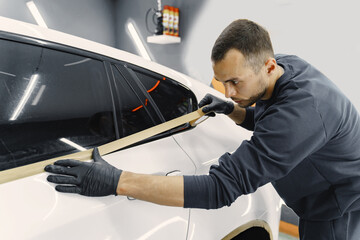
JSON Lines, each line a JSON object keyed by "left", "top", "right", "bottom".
{"left": 0, "top": 16, "right": 281, "bottom": 240}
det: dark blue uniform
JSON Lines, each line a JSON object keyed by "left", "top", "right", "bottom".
{"left": 184, "top": 55, "right": 360, "bottom": 239}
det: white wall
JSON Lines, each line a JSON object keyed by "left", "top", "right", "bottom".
{"left": 182, "top": 0, "right": 360, "bottom": 110}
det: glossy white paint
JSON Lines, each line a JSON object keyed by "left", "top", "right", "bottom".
{"left": 0, "top": 16, "right": 281, "bottom": 239}
{"left": 0, "top": 138, "right": 193, "bottom": 240}
{"left": 188, "top": 184, "right": 281, "bottom": 240}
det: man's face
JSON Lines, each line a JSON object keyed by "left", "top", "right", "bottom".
{"left": 212, "top": 49, "right": 268, "bottom": 108}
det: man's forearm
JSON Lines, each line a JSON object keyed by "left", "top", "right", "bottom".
{"left": 227, "top": 104, "right": 246, "bottom": 125}
{"left": 117, "top": 171, "right": 184, "bottom": 207}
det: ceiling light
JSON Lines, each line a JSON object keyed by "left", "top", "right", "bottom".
{"left": 26, "top": 1, "right": 48, "bottom": 28}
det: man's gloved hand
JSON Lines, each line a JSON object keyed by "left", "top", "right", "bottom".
{"left": 44, "top": 147, "right": 122, "bottom": 197}
{"left": 199, "top": 93, "right": 234, "bottom": 117}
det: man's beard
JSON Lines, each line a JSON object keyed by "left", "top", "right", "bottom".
{"left": 232, "top": 89, "right": 266, "bottom": 108}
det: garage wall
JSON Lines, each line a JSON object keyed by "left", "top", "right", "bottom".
{"left": 115, "top": 0, "right": 360, "bottom": 111}
{"left": 0, "top": 0, "right": 117, "bottom": 47}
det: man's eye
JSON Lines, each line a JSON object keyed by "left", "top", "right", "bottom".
{"left": 223, "top": 80, "right": 239, "bottom": 86}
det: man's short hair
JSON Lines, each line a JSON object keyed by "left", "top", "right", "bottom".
{"left": 211, "top": 19, "right": 274, "bottom": 73}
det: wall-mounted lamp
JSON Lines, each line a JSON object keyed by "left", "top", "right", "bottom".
{"left": 127, "top": 21, "right": 152, "bottom": 61}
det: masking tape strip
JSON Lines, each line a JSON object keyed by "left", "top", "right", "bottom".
{"left": 0, "top": 108, "right": 205, "bottom": 184}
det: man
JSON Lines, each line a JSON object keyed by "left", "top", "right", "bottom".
{"left": 45, "top": 19, "right": 360, "bottom": 239}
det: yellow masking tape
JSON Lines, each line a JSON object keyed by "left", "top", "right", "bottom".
{"left": 0, "top": 108, "right": 206, "bottom": 184}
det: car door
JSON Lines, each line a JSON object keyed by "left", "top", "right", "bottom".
{"left": 0, "top": 37, "right": 195, "bottom": 239}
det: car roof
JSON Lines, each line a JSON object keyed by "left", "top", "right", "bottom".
{"left": 0, "top": 16, "right": 193, "bottom": 88}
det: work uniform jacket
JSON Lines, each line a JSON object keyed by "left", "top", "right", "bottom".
{"left": 184, "top": 54, "right": 360, "bottom": 239}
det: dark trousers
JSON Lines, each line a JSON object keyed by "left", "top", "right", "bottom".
{"left": 299, "top": 211, "right": 360, "bottom": 240}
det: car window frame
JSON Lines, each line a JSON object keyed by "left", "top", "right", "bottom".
{"left": 106, "top": 61, "right": 173, "bottom": 149}
{"left": 0, "top": 30, "right": 200, "bottom": 170}
{"left": 111, "top": 61, "right": 198, "bottom": 137}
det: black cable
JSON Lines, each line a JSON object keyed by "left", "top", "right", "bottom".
{"left": 146, "top": 8, "right": 162, "bottom": 35}
{"left": 145, "top": 8, "right": 156, "bottom": 34}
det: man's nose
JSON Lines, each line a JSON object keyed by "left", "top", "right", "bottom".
{"left": 225, "top": 84, "right": 236, "bottom": 98}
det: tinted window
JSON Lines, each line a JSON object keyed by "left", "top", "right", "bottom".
{"left": 132, "top": 68, "right": 197, "bottom": 121}
{"left": 0, "top": 39, "right": 115, "bottom": 170}
{"left": 111, "top": 65, "right": 156, "bottom": 137}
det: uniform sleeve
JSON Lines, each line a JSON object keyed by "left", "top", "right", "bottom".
{"left": 239, "top": 107, "right": 255, "bottom": 131}
{"left": 184, "top": 92, "right": 327, "bottom": 209}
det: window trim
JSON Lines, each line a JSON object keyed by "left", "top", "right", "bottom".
{"left": 103, "top": 62, "right": 120, "bottom": 139}
{"left": 124, "top": 62, "right": 198, "bottom": 136}
{"left": 124, "top": 65, "right": 166, "bottom": 123}
{"left": 112, "top": 63, "right": 159, "bottom": 125}
{"left": 127, "top": 63, "right": 198, "bottom": 114}
{"left": 107, "top": 62, "right": 169, "bottom": 149}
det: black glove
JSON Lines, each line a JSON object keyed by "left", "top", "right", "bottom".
{"left": 44, "top": 147, "right": 122, "bottom": 196}
{"left": 198, "top": 93, "right": 234, "bottom": 117}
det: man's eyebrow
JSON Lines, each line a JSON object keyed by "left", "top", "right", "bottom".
{"left": 226, "top": 78, "right": 239, "bottom": 83}
{"left": 214, "top": 76, "right": 240, "bottom": 83}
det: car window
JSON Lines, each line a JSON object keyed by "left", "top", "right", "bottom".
{"left": 131, "top": 67, "right": 197, "bottom": 121}
{"left": 0, "top": 39, "right": 116, "bottom": 171}
{"left": 111, "top": 64, "right": 156, "bottom": 138}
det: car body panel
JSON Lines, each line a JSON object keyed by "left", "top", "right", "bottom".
{"left": 188, "top": 184, "right": 282, "bottom": 239}
{"left": 0, "top": 137, "right": 193, "bottom": 240}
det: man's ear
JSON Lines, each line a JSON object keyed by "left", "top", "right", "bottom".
{"left": 265, "top": 58, "right": 276, "bottom": 74}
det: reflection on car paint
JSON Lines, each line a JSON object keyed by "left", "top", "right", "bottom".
{"left": 10, "top": 74, "right": 39, "bottom": 121}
